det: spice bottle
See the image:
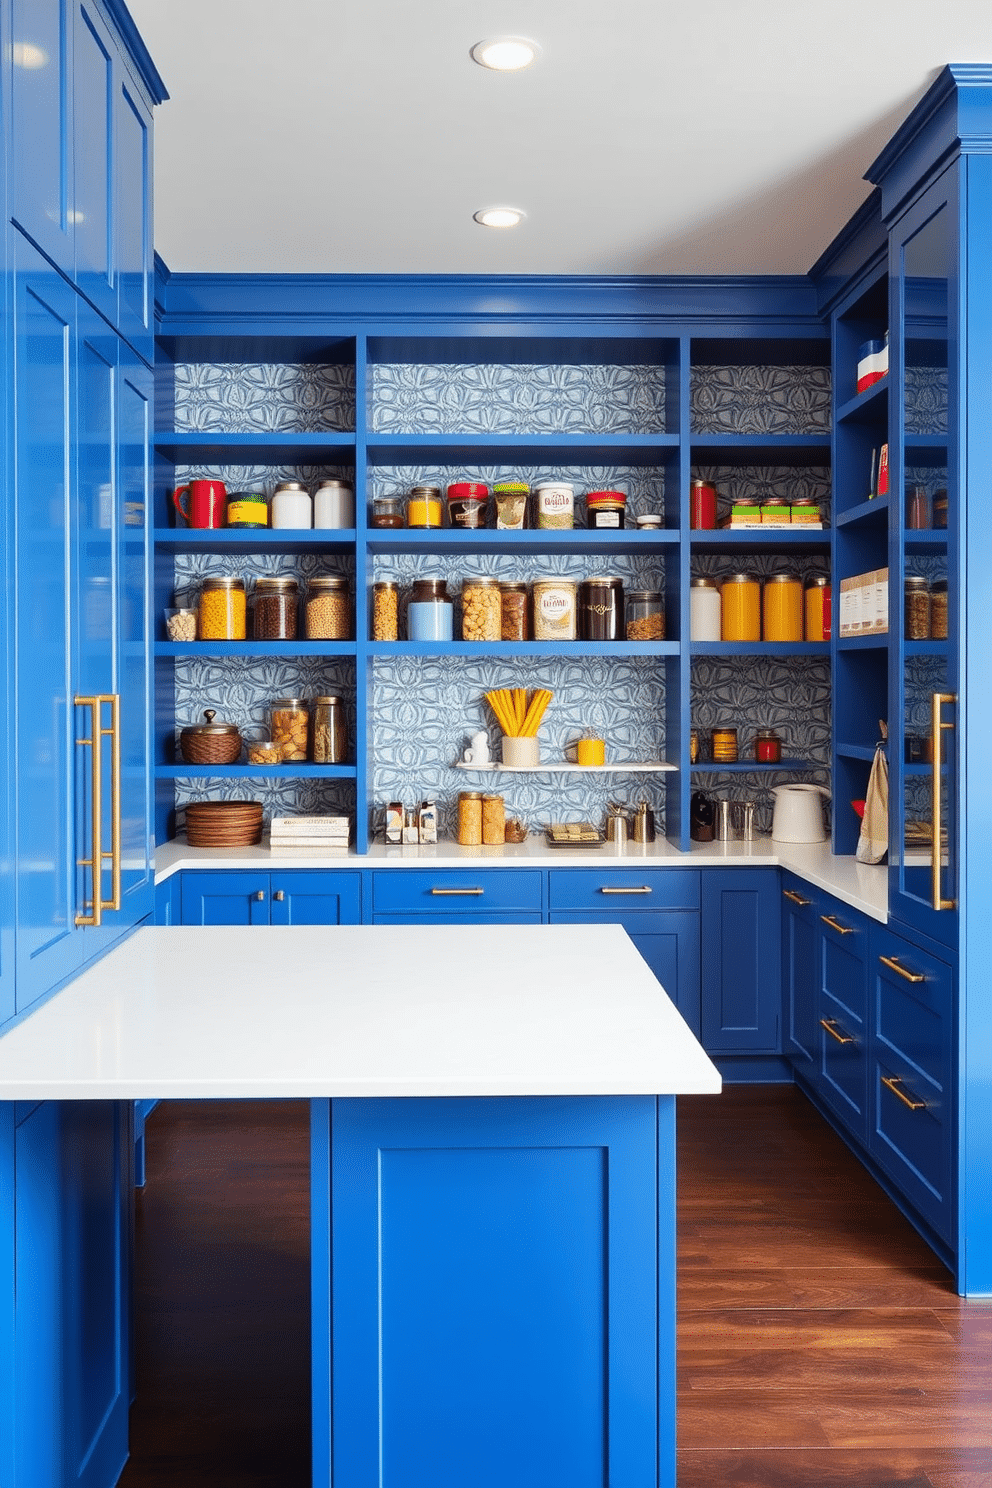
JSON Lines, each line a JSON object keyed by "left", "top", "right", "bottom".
{"left": 305, "top": 576, "right": 351, "bottom": 640}
{"left": 252, "top": 575, "right": 299, "bottom": 640}
{"left": 372, "top": 580, "right": 399, "bottom": 641}
{"left": 905, "top": 576, "right": 930, "bottom": 641}
{"left": 198, "top": 576, "right": 247, "bottom": 640}
{"left": 457, "top": 791, "right": 483, "bottom": 847}
{"left": 311, "top": 695, "right": 347, "bottom": 763}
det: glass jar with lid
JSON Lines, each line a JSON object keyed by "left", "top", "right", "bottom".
{"left": 690, "top": 577, "right": 721, "bottom": 641}
{"left": 371, "top": 495, "right": 406, "bottom": 529}
{"left": 930, "top": 579, "right": 948, "bottom": 641}
{"left": 499, "top": 581, "right": 529, "bottom": 641}
{"left": 905, "top": 576, "right": 931, "bottom": 640}
{"left": 251, "top": 575, "right": 299, "bottom": 640}
{"left": 720, "top": 573, "right": 761, "bottom": 642}
{"left": 457, "top": 791, "right": 483, "bottom": 846}
{"left": 461, "top": 577, "right": 501, "bottom": 641}
{"left": 311, "top": 694, "right": 347, "bottom": 763}
{"left": 406, "top": 485, "right": 443, "bottom": 529}
{"left": 269, "top": 697, "right": 309, "bottom": 761}
{"left": 198, "top": 576, "right": 247, "bottom": 640}
{"left": 271, "top": 480, "right": 312, "bottom": 529}
{"left": 313, "top": 479, "right": 355, "bottom": 530}
{"left": 408, "top": 578, "right": 453, "bottom": 640}
{"left": 305, "top": 575, "right": 351, "bottom": 640}
{"left": 804, "top": 575, "right": 831, "bottom": 641}
{"left": 762, "top": 572, "right": 803, "bottom": 642}
{"left": 372, "top": 580, "right": 399, "bottom": 641}
{"left": 625, "top": 590, "right": 665, "bottom": 642}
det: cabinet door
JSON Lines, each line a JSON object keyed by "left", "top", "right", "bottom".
{"left": 114, "top": 73, "right": 153, "bottom": 351}
{"left": 551, "top": 910, "right": 700, "bottom": 1037}
{"left": 701, "top": 870, "right": 781, "bottom": 1053}
{"left": 72, "top": 0, "right": 116, "bottom": 323}
{"left": 180, "top": 871, "right": 271, "bottom": 926}
{"left": 13, "top": 1101, "right": 131, "bottom": 1488}
{"left": 781, "top": 874, "right": 820, "bottom": 1066}
{"left": 10, "top": 0, "right": 74, "bottom": 275}
{"left": 818, "top": 900, "right": 869, "bottom": 1140}
{"left": 270, "top": 871, "right": 361, "bottom": 926}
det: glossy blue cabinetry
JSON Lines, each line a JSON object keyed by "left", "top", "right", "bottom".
{"left": 700, "top": 870, "right": 781, "bottom": 1055}
{"left": 370, "top": 869, "right": 543, "bottom": 924}
{"left": 314, "top": 1094, "right": 675, "bottom": 1488}
{"left": 180, "top": 869, "right": 360, "bottom": 926}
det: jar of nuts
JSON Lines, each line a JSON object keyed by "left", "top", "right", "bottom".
{"left": 461, "top": 577, "right": 501, "bottom": 642}
{"left": 305, "top": 575, "right": 351, "bottom": 640}
{"left": 372, "top": 580, "right": 399, "bottom": 641}
{"left": 269, "top": 697, "right": 309, "bottom": 761}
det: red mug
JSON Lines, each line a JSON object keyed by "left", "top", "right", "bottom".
{"left": 173, "top": 479, "right": 226, "bottom": 529}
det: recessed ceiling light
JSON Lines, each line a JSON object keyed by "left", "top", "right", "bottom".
{"left": 470, "top": 37, "right": 540, "bottom": 71}
{"left": 473, "top": 207, "right": 526, "bottom": 229}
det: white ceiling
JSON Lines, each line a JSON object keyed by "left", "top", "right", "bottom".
{"left": 127, "top": 0, "right": 992, "bottom": 280}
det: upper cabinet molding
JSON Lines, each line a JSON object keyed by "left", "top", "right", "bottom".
{"left": 866, "top": 63, "right": 992, "bottom": 222}
{"left": 101, "top": 0, "right": 169, "bottom": 103}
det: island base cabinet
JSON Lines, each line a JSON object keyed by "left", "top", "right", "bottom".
{"left": 1, "top": 1100, "right": 132, "bottom": 1488}
{"left": 179, "top": 870, "right": 361, "bottom": 926}
{"left": 313, "top": 1094, "right": 675, "bottom": 1488}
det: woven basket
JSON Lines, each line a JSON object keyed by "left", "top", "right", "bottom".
{"left": 185, "top": 801, "right": 263, "bottom": 847}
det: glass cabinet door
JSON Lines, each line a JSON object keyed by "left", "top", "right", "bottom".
{"left": 891, "top": 177, "right": 958, "bottom": 947}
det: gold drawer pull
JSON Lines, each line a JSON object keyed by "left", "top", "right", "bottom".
{"left": 599, "top": 886, "right": 652, "bottom": 895}
{"left": 821, "top": 914, "right": 853, "bottom": 935}
{"left": 878, "top": 954, "right": 925, "bottom": 984}
{"left": 881, "top": 1075, "right": 926, "bottom": 1111}
{"left": 431, "top": 887, "right": 484, "bottom": 896}
{"left": 820, "top": 1018, "right": 855, "bottom": 1045}
{"left": 273, "top": 890, "right": 285, "bottom": 901}
{"left": 255, "top": 890, "right": 265, "bottom": 902}
{"left": 783, "top": 889, "right": 811, "bottom": 907}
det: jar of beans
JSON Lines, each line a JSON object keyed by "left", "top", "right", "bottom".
{"left": 198, "top": 577, "right": 246, "bottom": 640}
{"left": 461, "top": 577, "right": 501, "bottom": 641}
{"left": 305, "top": 575, "right": 351, "bottom": 640}
{"left": 252, "top": 576, "right": 298, "bottom": 640}
{"left": 372, "top": 580, "right": 399, "bottom": 641}
{"left": 905, "top": 576, "right": 931, "bottom": 640}
{"left": 269, "top": 697, "right": 309, "bottom": 761}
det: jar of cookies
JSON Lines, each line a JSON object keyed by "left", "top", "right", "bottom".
{"left": 461, "top": 577, "right": 501, "bottom": 641}
{"left": 269, "top": 697, "right": 309, "bottom": 761}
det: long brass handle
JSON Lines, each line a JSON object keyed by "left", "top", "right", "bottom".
{"left": 931, "top": 691, "right": 956, "bottom": 911}
{"left": 820, "top": 914, "right": 853, "bottom": 935}
{"left": 881, "top": 1075, "right": 926, "bottom": 1111}
{"left": 74, "top": 695, "right": 103, "bottom": 927}
{"left": 783, "top": 889, "right": 811, "bottom": 907}
{"left": 431, "top": 887, "right": 484, "bottom": 896}
{"left": 105, "top": 694, "right": 122, "bottom": 914}
{"left": 820, "top": 1018, "right": 855, "bottom": 1045}
{"left": 878, "top": 953, "right": 925, "bottom": 984}
{"left": 599, "top": 886, "right": 652, "bottom": 895}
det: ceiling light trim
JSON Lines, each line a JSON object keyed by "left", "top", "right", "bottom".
{"left": 473, "top": 207, "right": 527, "bottom": 229}
{"left": 470, "top": 37, "right": 540, "bottom": 71}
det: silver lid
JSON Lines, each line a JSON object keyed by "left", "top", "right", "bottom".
{"left": 273, "top": 481, "right": 307, "bottom": 494}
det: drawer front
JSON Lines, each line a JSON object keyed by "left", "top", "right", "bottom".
{"left": 548, "top": 869, "right": 699, "bottom": 913}
{"left": 371, "top": 912, "right": 543, "bottom": 926}
{"left": 818, "top": 985, "right": 867, "bottom": 1137}
{"left": 371, "top": 870, "right": 544, "bottom": 915}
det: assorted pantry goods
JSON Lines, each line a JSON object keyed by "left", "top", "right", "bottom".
{"left": 689, "top": 571, "right": 832, "bottom": 642}
{"left": 172, "top": 476, "right": 355, "bottom": 530}
{"left": 269, "top": 815, "right": 350, "bottom": 849}
{"left": 689, "top": 477, "right": 827, "bottom": 531}
{"left": 369, "top": 481, "right": 653, "bottom": 530}
{"left": 166, "top": 574, "right": 353, "bottom": 642}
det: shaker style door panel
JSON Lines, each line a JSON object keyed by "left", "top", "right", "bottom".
{"left": 115, "top": 77, "right": 153, "bottom": 350}
{"left": 269, "top": 871, "right": 361, "bottom": 926}
{"left": 180, "top": 871, "right": 272, "bottom": 926}
{"left": 701, "top": 870, "right": 782, "bottom": 1053}
{"left": 10, "top": 0, "right": 74, "bottom": 275}
{"left": 781, "top": 874, "right": 820, "bottom": 1067}
{"left": 73, "top": 0, "right": 116, "bottom": 323}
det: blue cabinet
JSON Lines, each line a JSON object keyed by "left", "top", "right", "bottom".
{"left": 701, "top": 870, "right": 781, "bottom": 1054}
{"left": 1, "top": 1099, "right": 132, "bottom": 1488}
{"left": 370, "top": 870, "right": 543, "bottom": 924}
{"left": 781, "top": 874, "right": 820, "bottom": 1066}
{"left": 180, "top": 869, "right": 361, "bottom": 926}
{"left": 548, "top": 870, "right": 700, "bottom": 1037}
{"left": 818, "top": 897, "right": 870, "bottom": 1140}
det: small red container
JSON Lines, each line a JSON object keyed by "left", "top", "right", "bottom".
{"left": 690, "top": 479, "right": 717, "bottom": 530}
{"left": 754, "top": 730, "right": 782, "bottom": 763}
{"left": 446, "top": 481, "right": 489, "bottom": 529}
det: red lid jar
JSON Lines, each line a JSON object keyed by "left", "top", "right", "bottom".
{"left": 446, "top": 481, "right": 489, "bottom": 529}
{"left": 585, "top": 489, "right": 626, "bottom": 530}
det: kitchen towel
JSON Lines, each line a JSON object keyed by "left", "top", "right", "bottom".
{"left": 856, "top": 744, "right": 889, "bottom": 864}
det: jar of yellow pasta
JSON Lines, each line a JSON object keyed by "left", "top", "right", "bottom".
{"left": 198, "top": 577, "right": 247, "bottom": 640}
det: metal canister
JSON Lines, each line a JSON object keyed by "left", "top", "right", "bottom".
{"left": 578, "top": 577, "right": 623, "bottom": 640}
{"left": 532, "top": 578, "right": 577, "bottom": 640}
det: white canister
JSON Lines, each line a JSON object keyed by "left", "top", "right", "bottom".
{"left": 690, "top": 576, "right": 721, "bottom": 641}
{"left": 313, "top": 479, "right": 355, "bottom": 529}
{"left": 271, "top": 480, "right": 312, "bottom": 529}
{"left": 534, "top": 482, "right": 574, "bottom": 530}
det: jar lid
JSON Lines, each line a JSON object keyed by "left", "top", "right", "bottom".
{"left": 410, "top": 577, "right": 449, "bottom": 600}
{"left": 373, "top": 579, "right": 398, "bottom": 590}
{"left": 462, "top": 576, "right": 499, "bottom": 588}
{"left": 481, "top": 794, "right": 504, "bottom": 804}
{"left": 761, "top": 496, "right": 790, "bottom": 507}
{"left": 374, "top": 495, "right": 404, "bottom": 507}
{"left": 499, "top": 581, "right": 528, "bottom": 592}
{"left": 636, "top": 514, "right": 664, "bottom": 528}
{"left": 409, "top": 485, "right": 442, "bottom": 498}
{"left": 309, "top": 575, "right": 349, "bottom": 591}
{"left": 534, "top": 482, "right": 573, "bottom": 493}
{"left": 181, "top": 709, "right": 240, "bottom": 739}
{"left": 755, "top": 728, "right": 780, "bottom": 738}
{"left": 227, "top": 490, "right": 266, "bottom": 502}
{"left": 581, "top": 576, "right": 621, "bottom": 588}
{"left": 315, "top": 479, "right": 353, "bottom": 492}
{"left": 627, "top": 590, "right": 662, "bottom": 603}
{"left": 273, "top": 481, "right": 307, "bottom": 493}
{"left": 722, "top": 572, "right": 758, "bottom": 584}
{"left": 905, "top": 576, "right": 929, "bottom": 589}
{"left": 691, "top": 478, "right": 716, "bottom": 489}
{"left": 271, "top": 696, "right": 307, "bottom": 708}
{"left": 805, "top": 574, "right": 830, "bottom": 588}
{"left": 458, "top": 791, "right": 484, "bottom": 801}
{"left": 254, "top": 575, "right": 298, "bottom": 592}
{"left": 586, "top": 489, "right": 626, "bottom": 506}
{"left": 201, "top": 576, "right": 245, "bottom": 591}
{"left": 930, "top": 579, "right": 948, "bottom": 592}
{"left": 764, "top": 572, "right": 801, "bottom": 584}
{"left": 313, "top": 694, "right": 341, "bottom": 705}
{"left": 447, "top": 482, "right": 488, "bottom": 498}
{"left": 493, "top": 481, "right": 530, "bottom": 494}
{"left": 691, "top": 576, "right": 719, "bottom": 589}
{"left": 791, "top": 496, "right": 819, "bottom": 506}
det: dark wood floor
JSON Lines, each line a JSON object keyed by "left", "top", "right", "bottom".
{"left": 118, "top": 1088, "right": 992, "bottom": 1488}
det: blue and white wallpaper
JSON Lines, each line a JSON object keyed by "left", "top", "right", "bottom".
{"left": 168, "top": 360, "right": 833, "bottom": 839}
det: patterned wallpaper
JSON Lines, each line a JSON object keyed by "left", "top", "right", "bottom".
{"left": 169, "top": 360, "right": 834, "bottom": 840}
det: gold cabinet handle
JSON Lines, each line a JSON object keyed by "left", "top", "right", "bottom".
{"left": 881, "top": 1075, "right": 926, "bottom": 1111}
{"left": 878, "top": 953, "right": 925, "bottom": 984}
{"left": 931, "top": 691, "right": 956, "bottom": 911}
{"left": 599, "top": 885, "right": 652, "bottom": 895}
{"left": 820, "top": 914, "right": 853, "bottom": 935}
{"left": 255, "top": 890, "right": 266, "bottom": 902}
{"left": 431, "top": 887, "right": 484, "bottom": 896}
{"left": 74, "top": 696, "right": 104, "bottom": 927}
{"left": 273, "top": 890, "right": 285, "bottom": 901}
{"left": 783, "top": 889, "right": 811, "bottom": 907}
{"left": 820, "top": 1018, "right": 855, "bottom": 1045}
{"left": 106, "top": 694, "right": 122, "bottom": 914}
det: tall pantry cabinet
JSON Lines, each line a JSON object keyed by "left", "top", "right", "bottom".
{"left": 1, "top": 4, "right": 165, "bottom": 1486}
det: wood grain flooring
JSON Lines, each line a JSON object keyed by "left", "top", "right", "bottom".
{"left": 117, "top": 1089, "right": 992, "bottom": 1487}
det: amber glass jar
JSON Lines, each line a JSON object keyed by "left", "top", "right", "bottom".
{"left": 720, "top": 573, "right": 760, "bottom": 642}
{"left": 762, "top": 573, "right": 803, "bottom": 643}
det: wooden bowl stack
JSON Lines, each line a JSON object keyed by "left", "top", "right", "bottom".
{"left": 184, "top": 801, "right": 263, "bottom": 847}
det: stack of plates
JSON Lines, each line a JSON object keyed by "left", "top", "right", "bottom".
{"left": 185, "top": 801, "right": 263, "bottom": 847}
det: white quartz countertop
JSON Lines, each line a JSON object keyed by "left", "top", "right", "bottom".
{"left": 155, "top": 835, "right": 889, "bottom": 923}
{"left": 0, "top": 924, "right": 722, "bottom": 1101}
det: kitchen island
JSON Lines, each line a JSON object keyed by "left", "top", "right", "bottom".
{"left": 0, "top": 923, "right": 720, "bottom": 1488}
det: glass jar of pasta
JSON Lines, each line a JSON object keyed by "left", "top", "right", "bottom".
{"left": 198, "top": 577, "right": 246, "bottom": 640}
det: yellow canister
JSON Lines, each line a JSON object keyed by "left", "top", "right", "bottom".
{"left": 804, "top": 575, "right": 831, "bottom": 641}
{"left": 763, "top": 573, "right": 804, "bottom": 642}
{"left": 720, "top": 573, "right": 761, "bottom": 642}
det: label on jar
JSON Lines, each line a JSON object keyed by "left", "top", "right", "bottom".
{"left": 535, "top": 485, "right": 574, "bottom": 529}
{"left": 533, "top": 582, "right": 576, "bottom": 639}
{"left": 591, "top": 511, "right": 621, "bottom": 528}
{"left": 227, "top": 499, "right": 268, "bottom": 528}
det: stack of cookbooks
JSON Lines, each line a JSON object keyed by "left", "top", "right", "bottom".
{"left": 269, "top": 815, "right": 351, "bottom": 850}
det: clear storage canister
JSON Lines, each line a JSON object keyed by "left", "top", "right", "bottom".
{"left": 905, "top": 576, "right": 931, "bottom": 640}
{"left": 499, "top": 581, "right": 529, "bottom": 641}
{"left": 305, "top": 575, "right": 351, "bottom": 640}
{"left": 252, "top": 575, "right": 299, "bottom": 640}
{"left": 269, "top": 697, "right": 309, "bottom": 761}
{"left": 721, "top": 573, "right": 761, "bottom": 642}
{"left": 407, "top": 578, "right": 453, "bottom": 641}
{"left": 625, "top": 590, "right": 665, "bottom": 642}
{"left": 311, "top": 694, "right": 347, "bottom": 763}
{"left": 457, "top": 791, "right": 483, "bottom": 847}
{"left": 461, "top": 577, "right": 501, "bottom": 641}
{"left": 762, "top": 572, "right": 803, "bottom": 643}
{"left": 532, "top": 578, "right": 577, "bottom": 640}
{"left": 198, "top": 576, "right": 246, "bottom": 640}
{"left": 372, "top": 580, "right": 399, "bottom": 641}
{"left": 482, "top": 793, "right": 505, "bottom": 846}
{"left": 690, "top": 577, "right": 721, "bottom": 642}
{"left": 406, "top": 485, "right": 443, "bottom": 529}
{"left": 930, "top": 579, "right": 948, "bottom": 641}
{"left": 271, "top": 480, "right": 312, "bottom": 529}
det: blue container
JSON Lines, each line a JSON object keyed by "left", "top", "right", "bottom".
{"left": 407, "top": 578, "right": 453, "bottom": 641}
